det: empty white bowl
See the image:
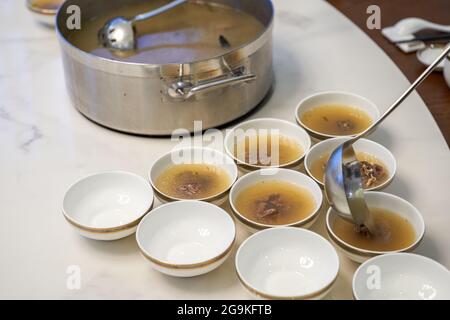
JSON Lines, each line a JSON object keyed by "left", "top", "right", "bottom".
{"left": 149, "top": 147, "right": 238, "bottom": 205}
{"left": 62, "top": 171, "right": 154, "bottom": 241}
{"left": 229, "top": 168, "right": 323, "bottom": 233}
{"left": 136, "top": 201, "right": 236, "bottom": 277}
{"left": 224, "top": 118, "right": 311, "bottom": 172}
{"left": 326, "top": 192, "right": 425, "bottom": 263}
{"left": 353, "top": 253, "right": 450, "bottom": 300}
{"left": 417, "top": 44, "right": 446, "bottom": 72}
{"left": 295, "top": 91, "right": 380, "bottom": 140}
{"left": 305, "top": 137, "right": 396, "bottom": 190}
{"left": 236, "top": 227, "right": 339, "bottom": 299}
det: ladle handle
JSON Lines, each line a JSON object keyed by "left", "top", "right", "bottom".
{"left": 132, "top": 0, "right": 187, "bottom": 23}
{"left": 350, "top": 44, "right": 450, "bottom": 144}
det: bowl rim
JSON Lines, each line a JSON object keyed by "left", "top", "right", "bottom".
{"left": 62, "top": 170, "right": 154, "bottom": 233}
{"left": 148, "top": 146, "right": 238, "bottom": 202}
{"left": 352, "top": 252, "right": 450, "bottom": 300}
{"left": 235, "top": 227, "right": 340, "bottom": 299}
{"left": 304, "top": 137, "right": 397, "bottom": 191}
{"left": 224, "top": 117, "right": 311, "bottom": 170}
{"left": 294, "top": 91, "right": 381, "bottom": 140}
{"left": 229, "top": 168, "right": 323, "bottom": 230}
{"left": 26, "top": 0, "right": 59, "bottom": 15}
{"left": 325, "top": 191, "right": 425, "bottom": 257}
{"left": 136, "top": 200, "right": 236, "bottom": 269}
{"left": 416, "top": 44, "right": 447, "bottom": 71}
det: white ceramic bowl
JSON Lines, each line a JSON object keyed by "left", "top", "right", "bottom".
{"left": 326, "top": 192, "right": 425, "bottom": 263}
{"left": 353, "top": 253, "right": 450, "bottom": 300}
{"left": 136, "top": 201, "right": 236, "bottom": 277}
{"left": 149, "top": 147, "right": 238, "bottom": 205}
{"left": 229, "top": 168, "right": 323, "bottom": 233}
{"left": 224, "top": 118, "right": 311, "bottom": 172}
{"left": 26, "top": 0, "right": 59, "bottom": 27}
{"left": 236, "top": 227, "right": 339, "bottom": 299}
{"left": 305, "top": 137, "right": 396, "bottom": 190}
{"left": 62, "top": 171, "right": 154, "bottom": 241}
{"left": 416, "top": 44, "right": 446, "bottom": 72}
{"left": 295, "top": 91, "right": 380, "bottom": 140}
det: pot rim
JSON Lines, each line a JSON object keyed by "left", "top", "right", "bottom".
{"left": 55, "top": 0, "right": 274, "bottom": 77}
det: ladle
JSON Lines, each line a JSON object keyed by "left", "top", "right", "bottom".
{"left": 99, "top": 0, "right": 187, "bottom": 51}
{"left": 324, "top": 45, "right": 450, "bottom": 234}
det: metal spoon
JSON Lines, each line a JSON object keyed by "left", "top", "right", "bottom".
{"left": 324, "top": 44, "right": 450, "bottom": 234}
{"left": 99, "top": 0, "right": 188, "bottom": 51}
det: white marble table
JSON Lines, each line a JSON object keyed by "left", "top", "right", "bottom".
{"left": 1, "top": 0, "right": 449, "bottom": 299}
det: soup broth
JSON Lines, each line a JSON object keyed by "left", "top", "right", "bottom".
{"left": 310, "top": 151, "right": 388, "bottom": 188}
{"left": 234, "top": 181, "right": 316, "bottom": 225}
{"left": 233, "top": 133, "right": 304, "bottom": 167}
{"left": 332, "top": 208, "right": 416, "bottom": 251}
{"left": 29, "top": 0, "right": 63, "bottom": 11}
{"left": 155, "top": 164, "right": 231, "bottom": 199}
{"left": 301, "top": 104, "right": 373, "bottom": 136}
{"left": 67, "top": 1, "right": 265, "bottom": 64}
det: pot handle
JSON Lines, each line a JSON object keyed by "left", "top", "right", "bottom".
{"left": 167, "top": 73, "right": 257, "bottom": 100}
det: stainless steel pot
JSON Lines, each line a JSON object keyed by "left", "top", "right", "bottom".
{"left": 56, "top": 0, "right": 274, "bottom": 135}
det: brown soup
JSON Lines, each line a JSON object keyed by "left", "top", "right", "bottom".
{"left": 67, "top": 1, "right": 265, "bottom": 64}
{"left": 300, "top": 104, "right": 373, "bottom": 136}
{"left": 28, "top": 0, "right": 63, "bottom": 11}
{"left": 332, "top": 208, "right": 416, "bottom": 251}
{"left": 310, "top": 151, "right": 388, "bottom": 188}
{"left": 234, "top": 180, "right": 316, "bottom": 225}
{"left": 155, "top": 164, "right": 231, "bottom": 200}
{"left": 233, "top": 133, "right": 304, "bottom": 167}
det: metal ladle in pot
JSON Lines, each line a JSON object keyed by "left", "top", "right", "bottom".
{"left": 324, "top": 45, "right": 450, "bottom": 235}
{"left": 99, "top": 0, "right": 187, "bottom": 51}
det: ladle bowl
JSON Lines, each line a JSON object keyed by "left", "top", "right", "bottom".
{"left": 99, "top": 0, "right": 187, "bottom": 51}
{"left": 324, "top": 45, "right": 450, "bottom": 233}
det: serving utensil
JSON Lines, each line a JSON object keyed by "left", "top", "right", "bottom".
{"left": 394, "top": 32, "right": 450, "bottom": 44}
{"left": 324, "top": 44, "right": 450, "bottom": 234}
{"left": 382, "top": 18, "right": 450, "bottom": 52}
{"left": 99, "top": 0, "right": 187, "bottom": 51}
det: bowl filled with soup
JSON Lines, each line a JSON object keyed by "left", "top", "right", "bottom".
{"left": 26, "top": 0, "right": 64, "bottom": 27}
{"left": 229, "top": 168, "right": 323, "bottom": 232}
{"left": 149, "top": 147, "right": 238, "bottom": 205}
{"left": 326, "top": 192, "right": 425, "bottom": 263}
{"left": 305, "top": 137, "right": 396, "bottom": 190}
{"left": 295, "top": 91, "right": 380, "bottom": 140}
{"left": 225, "top": 118, "right": 311, "bottom": 172}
